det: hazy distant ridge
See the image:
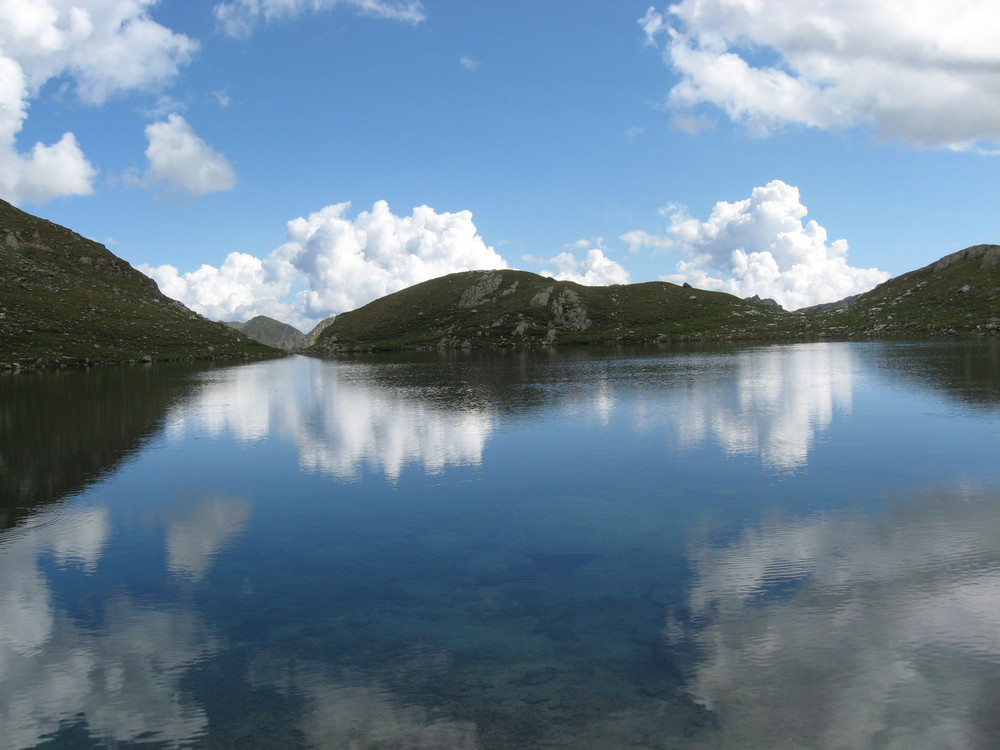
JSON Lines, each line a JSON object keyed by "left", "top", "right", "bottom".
{"left": 224, "top": 316, "right": 306, "bottom": 351}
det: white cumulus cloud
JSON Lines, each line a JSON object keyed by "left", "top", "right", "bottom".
{"left": 620, "top": 229, "right": 673, "bottom": 255}
{"left": 642, "top": 0, "right": 1000, "bottom": 149}
{"left": 214, "top": 0, "right": 426, "bottom": 37}
{"left": 526, "top": 245, "right": 631, "bottom": 287}
{"left": 652, "top": 180, "right": 888, "bottom": 309}
{"left": 140, "top": 200, "right": 507, "bottom": 331}
{"left": 0, "top": 0, "right": 198, "bottom": 204}
{"left": 143, "top": 114, "right": 236, "bottom": 198}
{"left": 141, "top": 249, "right": 297, "bottom": 325}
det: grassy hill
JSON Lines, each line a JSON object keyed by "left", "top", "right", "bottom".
{"left": 0, "top": 199, "right": 280, "bottom": 368}
{"left": 803, "top": 244, "right": 1000, "bottom": 337}
{"left": 305, "top": 246, "right": 1000, "bottom": 353}
{"left": 304, "top": 269, "right": 804, "bottom": 353}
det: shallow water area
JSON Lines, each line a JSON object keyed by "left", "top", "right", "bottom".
{"left": 2, "top": 341, "right": 1000, "bottom": 749}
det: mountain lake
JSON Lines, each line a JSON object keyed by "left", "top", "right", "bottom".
{"left": 2, "top": 340, "right": 1000, "bottom": 749}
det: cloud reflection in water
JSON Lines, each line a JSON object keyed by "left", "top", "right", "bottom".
{"left": 163, "top": 346, "right": 855, "bottom": 482}
{"left": 0, "top": 497, "right": 250, "bottom": 748}
{"left": 670, "top": 484, "right": 1000, "bottom": 749}
{"left": 165, "top": 357, "right": 494, "bottom": 480}
{"left": 250, "top": 654, "right": 482, "bottom": 749}
{"left": 668, "top": 344, "right": 853, "bottom": 471}
{"left": 166, "top": 497, "right": 251, "bottom": 580}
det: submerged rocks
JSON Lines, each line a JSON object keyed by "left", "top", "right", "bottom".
{"left": 519, "top": 668, "right": 557, "bottom": 687}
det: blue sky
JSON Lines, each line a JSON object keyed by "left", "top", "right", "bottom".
{"left": 4, "top": 0, "right": 1000, "bottom": 331}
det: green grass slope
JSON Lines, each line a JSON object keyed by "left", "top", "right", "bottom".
{"left": 305, "top": 269, "right": 801, "bottom": 353}
{"left": 305, "top": 245, "right": 1000, "bottom": 354}
{"left": 804, "top": 244, "right": 1000, "bottom": 337}
{"left": 0, "top": 199, "right": 280, "bottom": 367}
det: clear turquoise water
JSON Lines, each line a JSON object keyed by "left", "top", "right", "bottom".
{"left": 2, "top": 342, "right": 1000, "bottom": 748}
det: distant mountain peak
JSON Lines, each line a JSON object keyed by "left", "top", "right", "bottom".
{"left": 223, "top": 316, "right": 306, "bottom": 351}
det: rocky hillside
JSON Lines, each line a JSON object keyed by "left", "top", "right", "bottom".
{"left": 304, "top": 269, "right": 802, "bottom": 353}
{"left": 304, "top": 245, "right": 1000, "bottom": 353}
{"left": 804, "top": 244, "right": 1000, "bottom": 337}
{"left": 224, "top": 315, "right": 306, "bottom": 351}
{"left": 0, "top": 199, "right": 279, "bottom": 367}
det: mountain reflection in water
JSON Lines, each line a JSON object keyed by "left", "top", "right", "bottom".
{"left": 1, "top": 342, "right": 999, "bottom": 748}
{"left": 0, "top": 363, "right": 207, "bottom": 530}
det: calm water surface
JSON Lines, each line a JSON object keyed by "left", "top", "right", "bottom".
{"left": 2, "top": 342, "right": 1000, "bottom": 749}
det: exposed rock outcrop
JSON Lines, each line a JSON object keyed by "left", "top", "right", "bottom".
{"left": 933, "top": 244, "right": 1000, "bottom": 272}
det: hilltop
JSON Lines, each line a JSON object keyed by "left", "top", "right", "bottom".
{"left": 305, "top": 246, "right": 1000, "bottom": 353}
{"left": 304, "top": 269, "right": 804, "bottom": 353}
{"left": 0, "top": 199, "right": 280, "bottom": 368}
